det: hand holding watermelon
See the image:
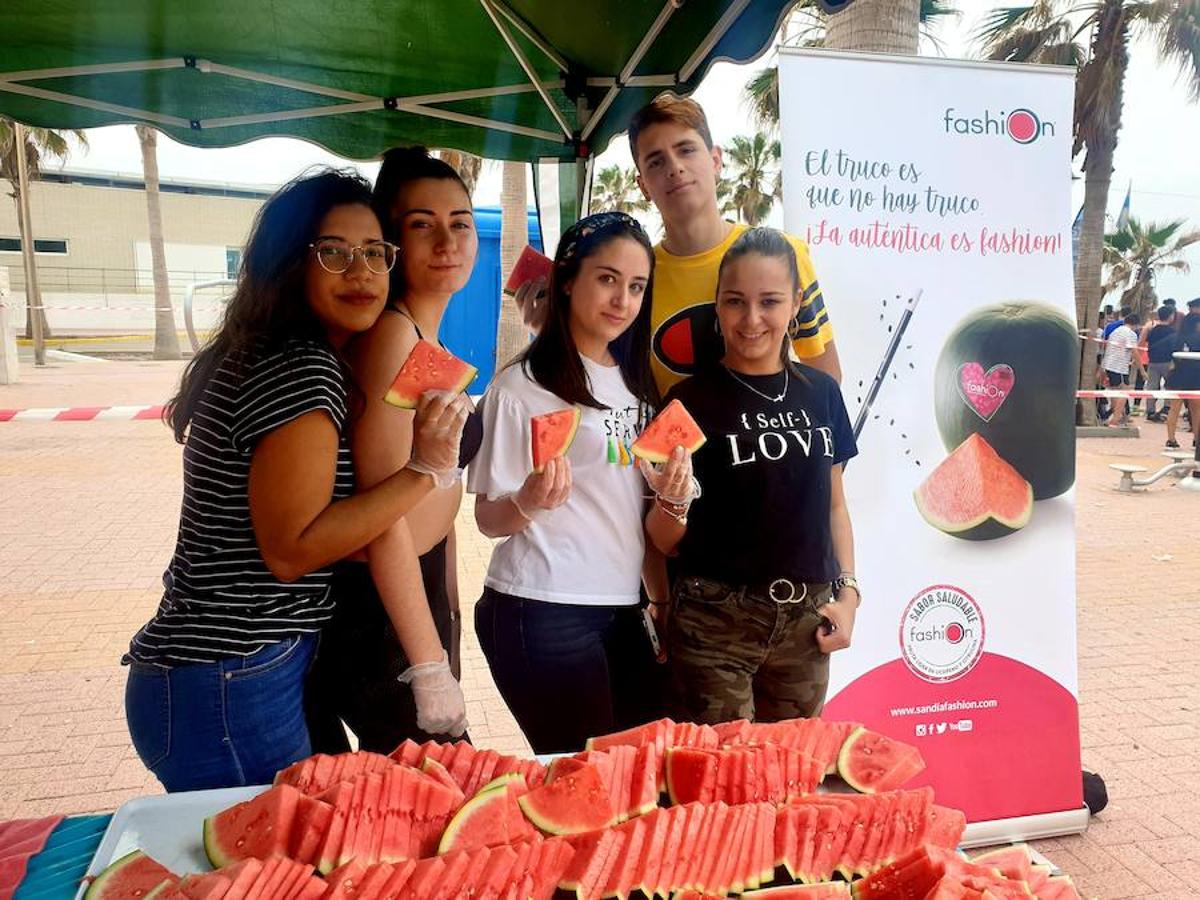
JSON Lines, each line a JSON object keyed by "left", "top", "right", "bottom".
{"left": 638, "top": 445, "right": 697, "bottom": 506}
{"left": 407, "top": 391, "right": 471, "bottom": 488}
{"left": 512, "top": 456, "right": 572, "bottom": 520}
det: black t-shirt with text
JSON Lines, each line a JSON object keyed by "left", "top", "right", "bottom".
{"left": 666, "top": 364, "right": 857, "bottom": 585}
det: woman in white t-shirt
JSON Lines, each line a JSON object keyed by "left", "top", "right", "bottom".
{"left": 468, "top": 212, "right": 664, "bottom": 754}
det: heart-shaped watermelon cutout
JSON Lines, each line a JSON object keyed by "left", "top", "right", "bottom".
{"left": 955, "top": 362, "right": 1014, "bottom": 422}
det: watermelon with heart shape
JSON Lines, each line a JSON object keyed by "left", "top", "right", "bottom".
{"left": 933, "top": 301, "right": 1077, "bottom": 500}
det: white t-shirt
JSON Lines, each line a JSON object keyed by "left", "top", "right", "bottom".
{"left": 467, "top": 356, "right": 646, "bottom": 606}
{"left": 1102, "top": 324, "right": 1138, "bottom": 373}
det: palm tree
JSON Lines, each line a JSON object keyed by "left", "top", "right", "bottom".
{"left": 136, "top": 125, "right": 182, "bottom": 361}
{"left": 496, "top": 160, "right": 529, "bottom": 366}
{"left": 978, "top": 1, "right": 1200, "bottom": 424}
{"left": 742, "top": 0, "right": 956, "bottom": 132}
{"left": 724, "top": 133, "right": 781, "bottom": 226}
{"left": 0, "top": 119, "right": 87, "bottom": 345}
{"left": 435, "top": 149, "right": 483, "bottom": 196}
{"left": 589, "top": 165, "right": 649, "bottom": 215}
{"left": 1102, "top": 217, "right": 1200, "bottom": 318}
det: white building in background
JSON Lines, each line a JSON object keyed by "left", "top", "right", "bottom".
{"left": 0, "top": 167, "right": 272, "bottom": 335}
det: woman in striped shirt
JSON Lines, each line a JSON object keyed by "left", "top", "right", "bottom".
{"left": 123, "top": 169, "right": 469, "bottom": 792}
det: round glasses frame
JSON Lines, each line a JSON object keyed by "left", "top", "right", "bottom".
{"left": 309, "top": 239, "right": 399, "bottom": 275}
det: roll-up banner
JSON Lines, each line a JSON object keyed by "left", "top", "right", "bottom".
{"left": 779, "top": 49, "right": 1087, "bottom": 840}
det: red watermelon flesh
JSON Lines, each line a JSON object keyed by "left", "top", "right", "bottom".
{"left": 852, "top": 845, "right": 946, "bottom": 900}
{"left": 503, "top": 244, "right": 552, "bottom": 295}
{"left": 334, "top": 773, "right": 369, "bottom": 868}
{"left": 1026, "top": 863, "right": 1053, "bottom": 893}
{"left": 531, "top": 839, "right": 575, "bottom": 898}
{"left": 1039, "top": 874, "right": 1083, "bottom": 899}
{"left": 352, "top": 862, "right": 394, "bottom": 899}
{"left": 837, "top": 726, "right": 926, "bottom": 794}
{"left": 175, "top": 872, "right": 231, "bottom": 900}
{"left": 531, "top": 407, "right": 582, "bottom": 474}
{"left": 289, "top": 794, "right": 333, "bottom": 865}
{"left": 924, "top": 877, "right": 986, "bottom": 899}
{"left": 384, "top": 340, "right": 477, "bottom": 409}
{"left": 696, "top": 804, "right": 731, "bottom": 895}
{"left": 914, "top": 432, "right": 1033, "bottom": 541}
{"left": 666, "top": 747, "right": 718, "bottom": 805}
{"left": 601, "top": 816, "right": 645, "bottom": 898}
{"left": 807, "top": 803, "right": 848, "bottom": 884}
{"left": 632, "top": 806, "right": 672, "bottom": 896}
{"left": 741, "top": 885, "right": 851, "bottom": 898}
{"left": 969, "top": 844, "right": 1035, "bottom": 884}
{"left": 83, "top": 851, "right": 178, "bottom": 900}
{"left": 380, "top": 860, "right": 417, "bottom": 899}
{"left": 672, "top": 802, "right": 709, "bottom": 893}
{"left": 243, "top": 856, "right": 281, "bottom": 900}
{"left": 547, "top": 756, "right": 589, "bottom": 783}
{"left": 215, "top": 858, "right": 263, "bottom": 900}
{"left": 402, "top": 855, "right": 445, "bottom": 898}
{"left": 562, "top": 829, "right": 620, "bottom": 898}
{"left": 203, "top": 784, "right": 299, "bottom": 868}
{"left": 323, "top": 859, "right": 368, "bottom": 900}
{"left": 437, "top": 782, "right": 536, "bottom": 854}
{"left": 418, "top": 757, "right": 466, "bottom": 808}
{"left": 519, "top": 763, "right": 614, "bottom": 836}
{"left": 389, "top": 740, "right": 424, "bottom": 768}
{"left": 788, "top": 804, "right": 818, "bottom": 883}
{"left": 631, "top": 399, "right": 706, "bottom": 464}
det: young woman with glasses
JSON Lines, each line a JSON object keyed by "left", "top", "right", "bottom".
{"left": 645, "top": 227, "right": 860, "bottom": 726}
{"left": 122, "top": 169, "right": 468, "bottom": 792}
{"left": 469, "top": 212, "right": 667, "bottom": 754}
{"left": 306, "top": 148, "right": 484, "bottom": 751}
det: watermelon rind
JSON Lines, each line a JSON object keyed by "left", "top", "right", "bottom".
{"left": 83, "top": 851, "right": 177, "bottom": 900}
{"left": 437, "top": 787, "right": 510, "bottom": 855}
{"left": 475, "top": 771, "right": 527, "bottom": 795}
{"left": 631, "top": 399, "right": 707, "bottom": 464}
{"left": 914, "top": 434, "right": 1032, "bottom": 541}
{"left": 837, "top": 727, "right": 925, "bottom": 794}
{"left": 519, "top": 764, "right": 615, "bottom": 836}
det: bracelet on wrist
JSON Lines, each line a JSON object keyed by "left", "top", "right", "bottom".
{"left": 654, "top": 495, "right": 688, "bottom": 524}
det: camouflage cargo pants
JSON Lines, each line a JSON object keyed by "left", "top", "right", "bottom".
{"left": 666, "top": 574, "right": 832, "bottom": 724}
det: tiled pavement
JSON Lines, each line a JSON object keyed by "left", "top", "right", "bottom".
{"left": 2, "top": 359, "right": 1198, "bottom": 898}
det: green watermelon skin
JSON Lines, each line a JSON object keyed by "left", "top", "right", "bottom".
{"left": 934, "top": 302, "right": 1077, "bottom": 500}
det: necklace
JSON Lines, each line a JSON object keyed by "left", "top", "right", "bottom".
{"left": 723, "top": 365, "right": 789, "bottom": 403}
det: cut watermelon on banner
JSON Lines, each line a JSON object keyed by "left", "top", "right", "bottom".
{"left": 914, "top": 433, "right": 1033, "bottom": 541}
{"left": 383, "top": 339, "right": 477, "bottom": 408}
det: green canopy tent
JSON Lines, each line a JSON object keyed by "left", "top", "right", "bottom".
{"left": 0, "top": 0, "right": 853, "bottom": 246}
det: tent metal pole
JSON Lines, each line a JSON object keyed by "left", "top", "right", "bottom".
{"left": 679, "top": 0, "right": 751, "bottom": 82}
{"left": 203, "top": 101, "right": 384, "bottom": 129}
{"left": 197, "top": 61, "right": 376, "bottom": 102}
{"left": 395, "top": 82, "right": 564, "bottom": 106}
{"left": 0, "top": 82, "right": 191, "bottom": 129}
{"left": 0, "top": 59, "right": 184, "bottom": 82}
{"left": 586, "top": 75, "right": 675, "bottom": 88}
{"left": 581, "top": 0, "right": 679, "bottom": 142}
{"left": 398, "top": 103, "right": 562, "bottom": 142}
{"left": 489, "top": 0, "right": 570, "bottom": 72}
{"left": 478, "top": 0, "right": 573, "bottom": 140}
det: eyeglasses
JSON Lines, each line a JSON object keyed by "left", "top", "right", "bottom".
{"left": 309, "top": 239, "right": 398, "bottom": 274}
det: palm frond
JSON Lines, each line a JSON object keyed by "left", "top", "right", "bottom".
{"left": 741, "top": 66, "right": 780, "bottom": 133}
{"left": 1150, "top": 0, "right": 1200, "bottom": 101}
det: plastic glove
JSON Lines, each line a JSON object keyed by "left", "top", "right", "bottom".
{"left": 398, "top": 653, "right": 468, "bottom": 737}
{"left": 638, "top": 445, "right": 699, "bottom": 506}
{"left": 408, "top": 391, "right": 469, "bottom": 488}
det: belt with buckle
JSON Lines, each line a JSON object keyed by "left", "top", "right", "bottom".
{"left": 745, "top": 577, "right": 831, "bottom": 606}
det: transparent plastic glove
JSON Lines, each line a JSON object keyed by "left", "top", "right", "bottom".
{"left": 407, "top": 391, "right": 469, "bottom": 489}
{"left": 397, "top": 653, "right": 468, "bottom": 737}
{"left": 638, "top": 446, "right": 699, "bottom": 506}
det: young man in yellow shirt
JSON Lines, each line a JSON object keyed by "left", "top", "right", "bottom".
{"left": 628, "top": 94, "right": 841, "bottom": 394}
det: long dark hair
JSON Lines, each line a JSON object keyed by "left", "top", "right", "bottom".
{"left": 372, "top": 146, "right": 472, "bottom": 303}
{"left": 520, "top": 213, "right": 661, "bottom": 417}
{"left": 716, "top": 226, "right": 806, "bottom": 377}
{"left": 165, "top": 168, "right": 376, "bottom": 442}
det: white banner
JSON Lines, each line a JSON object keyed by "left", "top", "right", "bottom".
{"left": 780, "top": 49, "right": 1083, "bottom": 830}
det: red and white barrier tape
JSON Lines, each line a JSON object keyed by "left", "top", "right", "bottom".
{"left": 0, "top": 405, "right": 164, "bottom": 422}
{"left": 1077, "top": 390, "right": 1200, "bottom": 400}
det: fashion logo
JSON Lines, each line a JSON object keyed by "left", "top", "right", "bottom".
{"left": 956, "top": 362, "right": 1015, "bottom": 422}
{"left": 942, "top": 107, "right": 1055, "bottom": 145}
{"left": 899, "top": 584, "right": 986, "bottom": 684}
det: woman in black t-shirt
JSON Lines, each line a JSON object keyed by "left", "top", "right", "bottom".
{"left": 123, "top": 170, "right": 468, "bottom": 792}
{"left": 644, "top": 227, "right": 860, "bottom": 725}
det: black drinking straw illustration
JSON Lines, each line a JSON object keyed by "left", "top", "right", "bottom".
{"left": 852, "top": 289, "right": 923, "bottom": 441}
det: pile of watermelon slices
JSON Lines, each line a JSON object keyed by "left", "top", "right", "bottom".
{"left": 82, "top": 717, "right": 1086, "bottom": 900}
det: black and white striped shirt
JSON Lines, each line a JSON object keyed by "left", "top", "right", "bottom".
{"left": 125, "top": 339, "right": 355, "bottom": 665}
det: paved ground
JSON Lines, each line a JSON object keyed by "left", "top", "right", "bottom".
{"left": 1, "top": 359, "right": 1198, "bottom": 898}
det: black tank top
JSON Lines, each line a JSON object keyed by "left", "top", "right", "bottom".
{"left": 387, "top": 307, "right": 484, "bottom": 469}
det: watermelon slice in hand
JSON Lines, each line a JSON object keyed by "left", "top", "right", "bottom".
{"left": 531, "top": 407, "right": 582, "bottom": 474}
{"left": 631, "top": 399, "right": 706, "bottom": 464}
{"left": 504, "top": 245, "right": 552, "bottom": 296}
{"left": 383, "top": 339, "right": 477, "bottom": 409}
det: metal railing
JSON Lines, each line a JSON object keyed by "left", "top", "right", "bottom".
{"left": 3, "top": 264, "right": 232, "bottom": 296}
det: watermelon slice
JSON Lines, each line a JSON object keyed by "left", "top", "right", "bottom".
{"left": 504, "top": 245, "right": 552, "bottom": 296}
{"left": 383, "top": 339, "right": 477, "bottom": 409}
{"left": 530, "top": 406, "right": 582, "bottom": 474}
{"left": 418, "top": 757, "right": 467, "bottom": 808}
{"left": 519, "top": 763, "right": 615, "bottom": 836}
{"left": 837, "top": 726, "right": 926, "bottom": 793}
{"left": 922, "top": 803, "right": 967, "bottom": 850}
{"left": 84, "top": 851, "right": 177, "bottom": 900}
{"left": 742, "top": 885, "right": 851, "bottom": 897}
{"left": 437, "top": 782, "right": 536, "bottom": 854}
{"left": 203, "top": 785, "right": 300, "bottom": 868}
{"left": 631, "top": 399, "right": 706, "bottom": 464}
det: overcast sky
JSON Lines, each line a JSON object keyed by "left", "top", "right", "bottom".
{"left": 53, "top": 0, "right": 1200, "bottom": 302}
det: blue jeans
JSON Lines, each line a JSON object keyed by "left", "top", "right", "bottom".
{"left": 125, "top": 634, "right": 317, "bottom": 792}
{"left": 474, "top": 588, "right": 662, "bottom": 755}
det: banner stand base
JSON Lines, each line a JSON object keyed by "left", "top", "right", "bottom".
{"left": 959, "top": 806, "right": 1089, "bottom": 850}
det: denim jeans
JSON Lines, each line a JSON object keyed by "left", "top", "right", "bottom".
{"left": 1146, "top": 362, "right": 1172, "bottom": 417}
{"left": 125, "top": 634, "right": 317, "bottom": 792}
{"left": 474, "top": 588, "right": 662, "bottom": 755}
